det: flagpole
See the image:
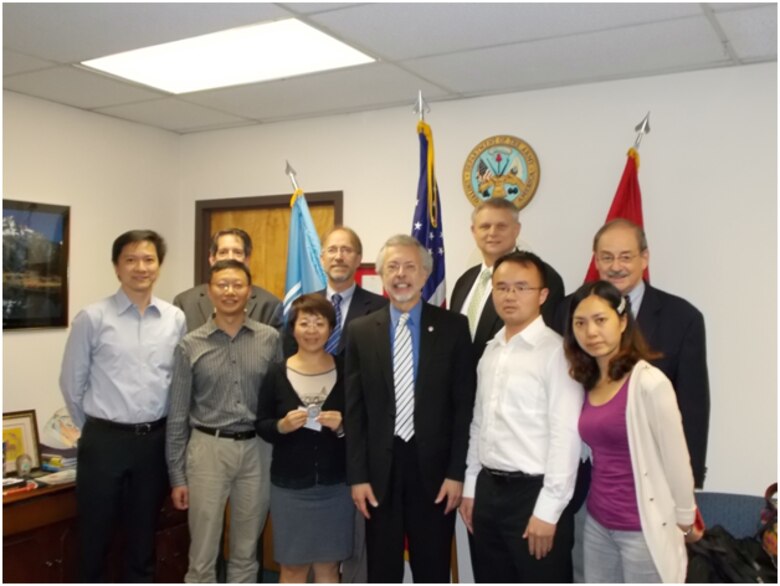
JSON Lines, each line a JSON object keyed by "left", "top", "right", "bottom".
{"left": 285, "top": 160, "right": 300, "bottom": 194}
{"left": 633, "top": 112, "right": 651, "bottom": 150}
{"left": 413, "top": 90, "right": 429, "bottom": 122}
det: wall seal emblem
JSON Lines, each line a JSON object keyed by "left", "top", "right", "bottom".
{"left": 462, "top": 135, "right": 540, "bottom": 210}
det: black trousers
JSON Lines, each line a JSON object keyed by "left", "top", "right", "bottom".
{"left": 76, "top": 418, "right": 168, "bottom": 583}
{"left": 365, "top": 437, "right": 455, "bottom": 583}
{"left": 472, "top": 469, "right": 574, "bottom": 583}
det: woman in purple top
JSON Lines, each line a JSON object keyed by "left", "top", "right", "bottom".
{"left": 563, "top": 280, "right": 701, "bottom": 583}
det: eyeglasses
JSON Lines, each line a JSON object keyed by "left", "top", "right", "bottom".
{"left": 494, "top": 284, "right": 544, "bottom": 295}
{"left": 597, "top": 253, "right": 639, "bottom": 265}
{"left": 383, "top": 262, "right": 421, "bottom": 275}
{"left": 324, "top": 246, "right": 356, "bottom": 257}
{"left": 214, "top": 282, "right": 247, "bottom": 293}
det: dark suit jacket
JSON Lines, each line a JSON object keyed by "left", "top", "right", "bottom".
{"left": 173, "top": 283, "right": 283, "bottom": 333}
{"left": 450, "top": 256, "right": 565, "bottom": 360}
{"left": 552, "top": 282, "right": 710, "bottom": 487}
{"left": 344, "top": 303, "right": 476, "bottom": 504}
{"left": 283, "top": 285, "right": 388, "bottom": 357}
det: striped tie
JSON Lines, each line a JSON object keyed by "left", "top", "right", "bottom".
{"left": 466, "top": 268, "right": 491, "bottom": 337}
{"left": 325, "top": 293, "right": 342, "bottom": 354}
{"left": 393, "top": 313, "right": 415, "bottom": 441}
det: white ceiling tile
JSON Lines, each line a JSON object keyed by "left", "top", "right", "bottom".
{"left": 94, "top": 98, "right": 249, "bottom": 133}
{"left": 184, "top": 63, "right": 450, "bottom": 122}
{"left": 708, "top": 3, "right": 770, "bottom": 13}
{"left": 403, "top": 16, "right": 730, "bottom": 94}
{"left": 2, "top": 3, "right": 290, "bottom": 63}
{"left": 716, "top": 5, "right": 778, "bottom": 61}
{"left": 278, "top": 4, "right": 365, "bottom": 15}
{"left": 4, "top": 66, "right": 164, "bottom": 109}
{"left": 310, "top": 2, "right": 703, "bottom": 60}
{"left": 3, "top": 50, "right": 55, "bottom": 76}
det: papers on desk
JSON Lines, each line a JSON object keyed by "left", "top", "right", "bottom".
{"left": 36, "top": 469, "right": 76, "bottom": 485}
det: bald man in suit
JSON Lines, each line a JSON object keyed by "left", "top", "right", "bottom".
{"left": 450, "top": 198, "right": 564, "bottom": 360}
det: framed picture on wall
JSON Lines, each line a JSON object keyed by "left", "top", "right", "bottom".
{"left": 3, "top": 410, "right": 41, "bottom": 474}
{"left": 2, "top": 199, "right": 70, "bottom": 329}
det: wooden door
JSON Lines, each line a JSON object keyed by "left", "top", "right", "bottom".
{"left": 194, "top": 192, "right": 342, "bottom": 299}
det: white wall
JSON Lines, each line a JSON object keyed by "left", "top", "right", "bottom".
{"left": 5, "top": 63, "right": 776, "bottom": 498}
{"left": 179, "top": 63, "right": 777, "bottom": 498}
{"left": 3, "top": 92, "right": 182, "bottom": 434}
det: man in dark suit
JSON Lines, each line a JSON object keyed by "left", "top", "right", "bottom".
{"left": 451, "top": 198, "right": 564, "bottom": 360}
{"left": 317, "top": 226, "right": 387, "bottom": 583}
{"left": 320, "top": 226, "right": 387, "bottom": 354}
{"left": 173, "top": 228, "right": 282, "bottom": 332}
{"left": 345, "top": 234, "right": 476, "bottom": 583}
{"left": 553, "top": 218, "right": 710, "bottom": 487}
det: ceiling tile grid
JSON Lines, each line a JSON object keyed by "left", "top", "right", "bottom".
{"left": 3, "top": 2, "right": 775, "bottom": 134}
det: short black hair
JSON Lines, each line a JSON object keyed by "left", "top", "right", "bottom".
{"left": 209, "top": 228, "right": 253, "bottom": 257}
{"left": 112, "top": 230, "right": 166, "bottom": 265}
{"left": 493, "top": 250, "right": 547, "bottom": 289}
{"left": 209, "top": 259, "right": 252, "bottom": 283}
{"left": 289, "top": 293, "right": 336, "bottom": 332}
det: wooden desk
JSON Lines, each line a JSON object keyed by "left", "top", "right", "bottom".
{"left": 3, "top": 482, "right": 189, "bottom": 583}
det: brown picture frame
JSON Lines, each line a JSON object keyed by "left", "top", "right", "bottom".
{"left": 3, "top": 410, "right": 41, "bottom": 474}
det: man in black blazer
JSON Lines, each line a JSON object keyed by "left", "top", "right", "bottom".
{"left": 317, "top": 226, "right": 387, "bottom": 583}
{"left": 173, "top": 228, "right": 282, "bottom": 332}
{"left": 450, "top": 198, "right": 564, "bottom": 360}
{"left": 345, "top": 235, "right": 476, "bottom": 583}
{"left": 319, "top": 226, "right": 387, "bottom": 354}
{"left": 553, "top": 219, "right": 710, "bottom": 487}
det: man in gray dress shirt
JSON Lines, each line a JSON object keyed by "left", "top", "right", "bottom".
{"left": 166, "top": 259, "right": 282, "bottom": 583}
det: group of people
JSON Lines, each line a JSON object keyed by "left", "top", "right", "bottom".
{"left": 59, "top": 197, "right": 710, "bottom": 584}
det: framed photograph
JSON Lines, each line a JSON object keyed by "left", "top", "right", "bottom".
{"left": 3, "top": 410, "right": 41, "bottom": 474}
{"left": 3, "top": 199, "right": 70, "bottom": 329}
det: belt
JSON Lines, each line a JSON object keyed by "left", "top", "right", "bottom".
{"left": 194, "top": 425, "right": 256, "bottom": 441}
{"left": 86, "top": 416, "right": 165, "bottom": 435}
{"left": 484, "top": 467, "right": 542, "bottom": 480}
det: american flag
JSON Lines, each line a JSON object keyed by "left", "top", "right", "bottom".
{"left": 411, "top": 120, "right": 446, "bottom": 307}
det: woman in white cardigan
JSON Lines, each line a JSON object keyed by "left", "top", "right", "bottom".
{"left": 563, "top": 280, "right": 702, "bottom": 583}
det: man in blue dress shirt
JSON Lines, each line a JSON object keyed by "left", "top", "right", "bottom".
{"left": 60, "top": 229, "right": 186, "bottom": 582}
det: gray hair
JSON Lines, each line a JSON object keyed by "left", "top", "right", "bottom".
{"left": 470, "top": 197, "right": 520, "bottom": 224}
{"left": 375, "top": 234, "right": 433, "bottom": 274}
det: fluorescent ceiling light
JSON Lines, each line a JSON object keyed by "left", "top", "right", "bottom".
{"left": 81, "top": 19, "right": 374, "bottom": 94}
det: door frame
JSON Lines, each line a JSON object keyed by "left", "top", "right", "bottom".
{"left": 193, "top": 191, "right": 343, "bottom": 286}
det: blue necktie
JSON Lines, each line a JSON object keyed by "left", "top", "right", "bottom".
{"left": 325, "top": 293, "right": 342, "bottom": 354}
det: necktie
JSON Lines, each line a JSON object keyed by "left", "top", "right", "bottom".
{"left": 325, "top": 293, "right": 342, "bottom": 354}
{"left": 467, "top": 268, "right": 491, "bottom": 337}
{"left": 393, "top": 313, "right": 415, "bottom": 441}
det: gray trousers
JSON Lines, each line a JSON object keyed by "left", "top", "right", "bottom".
{"left": 340, "top": 509, "right": 368, "bottom": 582}
{"left": 184, "top": 430, "right": 271, "bottom": 583}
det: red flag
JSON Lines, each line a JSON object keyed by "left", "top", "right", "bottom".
{"left": 584, "top": 147, "right": 650, "bottom": 283}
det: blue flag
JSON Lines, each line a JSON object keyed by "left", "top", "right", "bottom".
{"left": 284, "top": 190, "right": 327, "bottom": 317}
{"left": 411, "top": 120, "right": 447, "bottom": 307}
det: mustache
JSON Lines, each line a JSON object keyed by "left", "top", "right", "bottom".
{"left": 606, "top": 269, "right": 630, "bottom": 278}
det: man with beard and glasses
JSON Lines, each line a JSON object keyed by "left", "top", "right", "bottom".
{"left": 345, "top": 234, "right": 476, "bottom": 582}
{"left": 553, "top": 218, "right": 710, "bottom": 489}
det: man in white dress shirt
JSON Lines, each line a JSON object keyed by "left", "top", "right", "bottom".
{"left": 459, "top": 250, "right": 582, "bottom": 583}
